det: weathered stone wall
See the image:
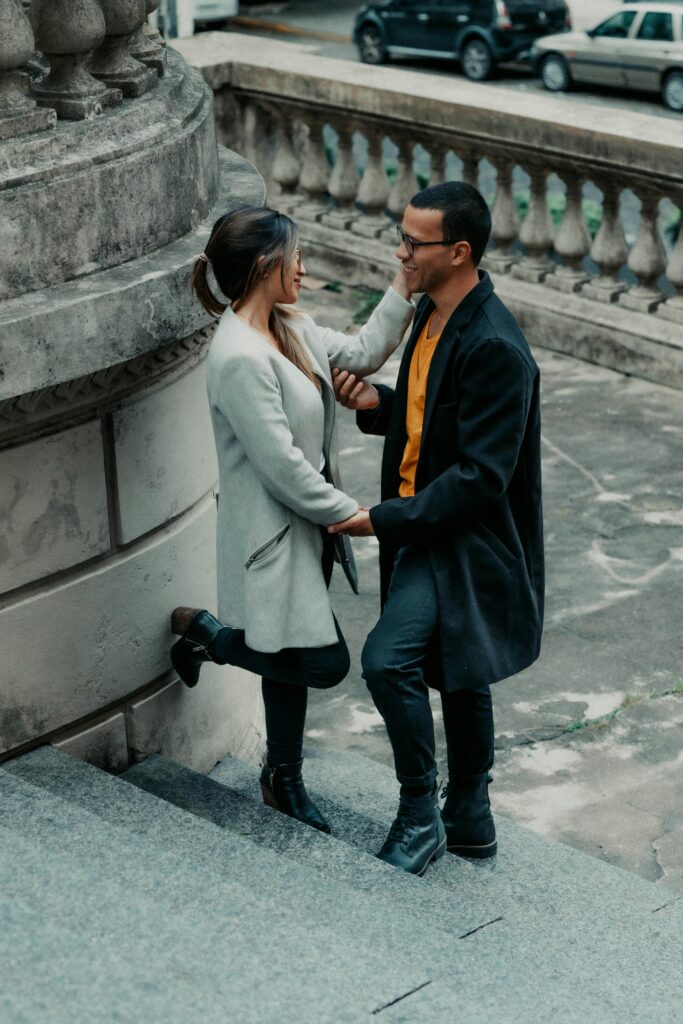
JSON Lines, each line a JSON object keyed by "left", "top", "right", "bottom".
{"left": 0, "top": 39, "right": 265, "bottom": 772}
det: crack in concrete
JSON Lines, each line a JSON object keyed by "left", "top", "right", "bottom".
{"left": 459, "top": 916, "right": 504, "bottom": 940}
{"left": 371, "top": 980, "right": 433, "bottom": 1015}
{"left": 496, "top": 686, "right": 683, "bottom": 753}
{"left": 652, "top": 897, "right": 682, "bottom": 913}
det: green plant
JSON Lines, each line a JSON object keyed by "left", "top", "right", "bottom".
{"left": 353, "top": 288, "right": 384, "bottom": 325}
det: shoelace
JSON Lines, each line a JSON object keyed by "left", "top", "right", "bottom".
{"left": 386, "top": 811, "right": 420, "bottom": 844}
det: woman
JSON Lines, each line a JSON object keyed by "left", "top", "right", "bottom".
{"left": 170, "top": 205, "right": 414, "bottom": 833}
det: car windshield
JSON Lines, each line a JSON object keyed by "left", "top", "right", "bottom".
{"left": 592, "top": 9, "right": 637, "bottom": 36}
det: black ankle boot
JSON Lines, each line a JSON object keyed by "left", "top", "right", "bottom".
{"left": 170, "top": 609, "right": 225, "bottom": 688}
{"left": 440, "top": 772, "right": 497, "bottom": 859}
{"left": 377, "top": 784, "right": 446, "bottom": 876}
{"left": 259, "top": 760, "right": 331, "bottom": 834}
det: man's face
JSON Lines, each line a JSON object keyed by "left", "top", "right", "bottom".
{"left": 395, "top": 205, "right": 467, "bottom": 295}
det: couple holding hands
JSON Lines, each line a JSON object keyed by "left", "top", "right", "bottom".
{"left": 170, "top": 181, "right": 544, "bottom": 877}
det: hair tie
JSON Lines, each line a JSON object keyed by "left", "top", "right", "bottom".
{"left": 199, "top": 252, "right": 210, "bottom": 264}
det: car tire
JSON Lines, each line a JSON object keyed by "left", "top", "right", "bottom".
{"left": 461, "top": 38, "right": 494, "bottom": 82}
{"left": 662, "top": 71, "right": 683, "bottom": 112}
{"left": 540, "top": 53, "right": 571, "bottom": 92}
{"left": 357, "top": 24, "right": 386, "bottom": 65}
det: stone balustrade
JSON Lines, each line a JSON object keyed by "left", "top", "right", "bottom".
{"left": 175, "top": 33, "right": 683, "bottom": 388}
{"left": 0, "top": 0, "right": 165, "bottom": 128}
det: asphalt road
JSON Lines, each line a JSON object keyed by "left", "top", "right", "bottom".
{"left": 223, "top": 0, "right": 681, "bottom": 121}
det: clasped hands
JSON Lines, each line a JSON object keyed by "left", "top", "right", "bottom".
{"left": 326, "top": 366, "right": 379, "bottom": 537}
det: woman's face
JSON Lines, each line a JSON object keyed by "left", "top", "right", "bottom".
{"left": 269, "top": 245, "right": 307, "bottom": 304}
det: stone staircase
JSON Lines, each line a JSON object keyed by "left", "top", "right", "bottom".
{"left": 2, "top": 746, "right": 681, "bottom": 1023}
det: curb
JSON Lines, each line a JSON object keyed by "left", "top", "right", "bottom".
{"left": 227, "top": 16, "right": 351, "bottom": 44}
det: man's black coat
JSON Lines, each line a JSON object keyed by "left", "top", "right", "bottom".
{"left": 358, "top": 272, "right": 544, "bottom": 692}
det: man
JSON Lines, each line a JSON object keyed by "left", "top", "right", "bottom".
{"left": 328, "top": 181, "right": 544, "bottom": 876}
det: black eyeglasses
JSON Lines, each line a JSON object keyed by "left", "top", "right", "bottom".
{"left": 396, "top": 225, "right": 451, "bottom": 258}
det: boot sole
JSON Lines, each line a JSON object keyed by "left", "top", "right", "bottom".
{"left": 446, "top": 839, "right": 497, "bottom": 859}
{"left": 416, "top": 835, "right": 447, "bottom": 877}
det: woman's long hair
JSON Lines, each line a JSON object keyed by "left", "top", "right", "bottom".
{"left": 192, "top": 206, "right": 320, "bottom": 391}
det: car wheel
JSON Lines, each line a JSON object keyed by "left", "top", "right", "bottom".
{"left": 461, "top": 38, "right": 494, "bottom": 81}
{"left": 358, "top": 24, "right": 386, "bottom": 65}
{"left": 662, "top": 71, "right": 683, "bottom": 112}
{"left": 540, "top": 54, "right": 571, "bottom": 92}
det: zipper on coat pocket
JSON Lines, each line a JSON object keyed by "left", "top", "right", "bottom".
{"left": 244, "top": 525, "right": 290, "bottom": 569}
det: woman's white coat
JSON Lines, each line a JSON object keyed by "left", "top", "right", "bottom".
{"left": 206, "top": 286, "right": 414, "bottom": 651}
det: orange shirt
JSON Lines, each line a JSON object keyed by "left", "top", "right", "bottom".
{"left": 399, "top": 313, "right": 442, "bottom": 497}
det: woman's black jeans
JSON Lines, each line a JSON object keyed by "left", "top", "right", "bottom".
{"left": 210, "top": 529, "right": 349, "bottom": 765}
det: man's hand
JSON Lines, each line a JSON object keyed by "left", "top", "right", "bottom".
{"left": 327, "top": 508, "right": 375, "bottom": 537}
{"left": 332, "top": 368, "right": 380, "bottom": 411}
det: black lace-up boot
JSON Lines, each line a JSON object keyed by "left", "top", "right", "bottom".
{"left": 259, "top": 760, "right": 331, "bottom": 834}
{"left": 440, "top": 772, "right": 497, "bottom": 859}
{"left": 376, "top": 783, "right": 446, "bottom": 876}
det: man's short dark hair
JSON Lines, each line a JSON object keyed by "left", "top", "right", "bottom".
{"left": 410, "top": 181, "right": 492, "bottom": 266}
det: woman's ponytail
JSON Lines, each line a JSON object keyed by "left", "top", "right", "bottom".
{"left": 191, "top": 255, "right": 226, "bottom": 319}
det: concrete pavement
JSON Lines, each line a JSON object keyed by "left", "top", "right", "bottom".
{"left": 295, "top": 276, "right": 683, "bottom": 894}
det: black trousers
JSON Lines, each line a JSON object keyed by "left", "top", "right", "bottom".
{"left": 210, "top": 530, "right": 348, "bottom": 765}
{"left": 361, "top": 545, "right": 495, "bottom": 789}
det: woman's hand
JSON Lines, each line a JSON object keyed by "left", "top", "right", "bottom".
{"left": 391, "top": 266, "right": 413, "bottom": 301}
{"left": 332, "top": 368, "right": 380, "bottom": 411}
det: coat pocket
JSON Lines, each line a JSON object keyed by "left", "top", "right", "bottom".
{"left": 245, "top": 525, "right": 291, "bottom": 569}
{"left": 471, "top": 522, "right": 519, "bottom": 571}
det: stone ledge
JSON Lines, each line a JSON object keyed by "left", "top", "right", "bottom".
{"left": 174, "top": 33, "right": 683, "bottom": 185}
{"left": 0, "top": 147, "right": 264, "bottom": 403}
{"left": 1, "top": 50, "right": 219, "bottom": 302}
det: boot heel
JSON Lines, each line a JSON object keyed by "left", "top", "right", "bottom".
{"left": 170, "top": 637, "right": 200, "bottom": 688}
{"left": 260, "top": 781, "right": 279, "bottom": 811}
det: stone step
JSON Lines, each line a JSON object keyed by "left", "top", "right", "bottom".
{"left": 0, "top": 821, "right": 231, "bottom": 1024}
{"left": 0, "top": 748, "right": 464, "bottom": 1023}
{"left": 124, "top": 753, "right": 488, "bottom": 937}
{"left": 209, "top": 748, "right": 683, "bottom": 1021}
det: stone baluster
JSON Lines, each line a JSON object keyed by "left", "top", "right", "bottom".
{"left": 581, "top": 180, "right": 628, "bottom": 302}
{"left": 548, "top": 170, "right": 591, "bottom": 293}
{"left": 512, "top": 164, "right": 554, "bottom": 282}
{"left": 0, "top": 0, "right": 55, "bottom": 138}
{"left": 658, "top": 200, "right": 683, "bottom": 324}
{"left": 322, "top": 124, "right": 360, "bottom": 230}
{"left": 32, "top": 0, "right": 121, "bottom": 119}
{"left": 270, "top": 108, "right": 302, "bottom": 215}
{"left": 486, "top": 156, "right": 520, "bottom": 273}
{"left": 91, "top": 0, "right": 158, "bottom": 98}
{"left": 353, "top": 129, "right": 391, "bottom": 238}
{"left": 619, "top": 190, "right": 667, "bottom": 312}
{"left": 461, "top": 149, "right": 479, "bottom": 189}
{"left": 430, "top": 146, "right": 448, "bottom": 184}
{"left": 387, "top": 136, "right": 418, "bottom": 221}
{"left": 298, "top": 119, "right": 330, "bottom": 223}
{"left": 130, "top": 0, "right": 165, "bottom": 76}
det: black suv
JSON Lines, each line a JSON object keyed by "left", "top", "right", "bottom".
{"left": 353, "top": 0, "right": 572, "bottom": 80}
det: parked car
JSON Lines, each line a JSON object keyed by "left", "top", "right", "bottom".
{"left": 353, "top": 0, "right": 572, "bottom": 81}
{"left": 530, "top": 3, "right": 683, "bottom": 109}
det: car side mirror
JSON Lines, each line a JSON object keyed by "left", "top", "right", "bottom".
{"left": 586, "top": 28, "right": 596, "bottom": 38}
